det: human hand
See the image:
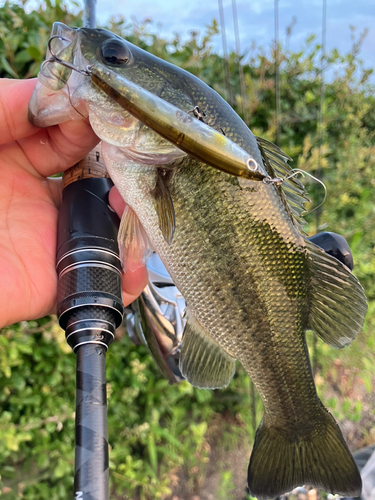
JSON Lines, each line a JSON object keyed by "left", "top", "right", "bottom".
{"left": 0, "top": 78, "right": 148, "bottom": 328}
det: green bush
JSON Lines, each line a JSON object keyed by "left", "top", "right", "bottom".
{"left": 0, "top": 319, "right": 254, "bottom": 499}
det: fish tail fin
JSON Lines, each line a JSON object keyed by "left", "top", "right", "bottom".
{"left": 247, "top": 408, "right": 361, "bottom": 499}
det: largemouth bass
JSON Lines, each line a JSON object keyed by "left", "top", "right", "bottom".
{"left": 29, "top": 22, "right": 367, "bottom": 499}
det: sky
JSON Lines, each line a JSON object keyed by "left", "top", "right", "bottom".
{"left": 93, "top": 0, "right": 375, "bottom": 76}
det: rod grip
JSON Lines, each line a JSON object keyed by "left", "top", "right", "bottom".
{"left": 56, "top": 150, "right": 124, "bottom": 344}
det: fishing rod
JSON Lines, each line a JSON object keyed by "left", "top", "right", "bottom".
{"left": 55, "top": 2, "right": 122, "bottom": 498}
{"left": 58, "top": 153, "right": 122, "bottom": 498}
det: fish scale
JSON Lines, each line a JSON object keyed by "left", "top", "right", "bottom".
{"left": 114, "top": 157, "right": 320, "bottom": 426}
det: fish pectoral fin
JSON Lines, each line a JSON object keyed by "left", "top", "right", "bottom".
{"left": 118, "top": 204, "right": 153, "bottom": 272}
{"left": 248, "top": 408, "right": 361, "bottom": 499}
{"left": 151, "top": 170, "right": 176, "bottom": 246}
{"left": 307, "top": 239, "right": 367, "bottom": 348}
{"left": 179, "top": 311, "right": 236, "bottom": 389}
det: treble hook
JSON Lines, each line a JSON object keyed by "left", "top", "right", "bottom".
{"left": 48, "top": 35, "right": 70, "bottom": 58}
{"left": 264, "top": 168, "right": 327, "bottom": 214}
{"left": 41, "top": 35, "right": 92, "bottom": 78}
{"left": 284, "top": 169, "right": 327, "bottom": 214}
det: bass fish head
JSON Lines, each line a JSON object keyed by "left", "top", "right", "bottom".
{"left": 30, "top": 22, "right": 271, "bottom": 178}
{"left": 29, "top": 22, "right": 187, "bottom": 164}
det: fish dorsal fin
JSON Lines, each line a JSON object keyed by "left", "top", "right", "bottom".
{"left": 179, "top": 311, "right": 236, "bottom": 389}
{"left": 118, "top": 204, "right": 153, "bottom": 272}
{"left": 306, "top": 240, "right": 367, "bottom": 348}
{"left": 256, "top": 136, "right": 310, "bottom": 230}
{"left": 151, "top": 169, "right": 176, "bottom": 246}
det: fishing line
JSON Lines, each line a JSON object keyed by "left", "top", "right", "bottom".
{"left": 218, "top": 0, "right": 233, "bottom": 105}
{"left": 312, "top": 0, "right": 327, "bottom": 377}
{"left": 231, "top": 0, "right": 248, "bottom": 123}
{"left": 66, "top": 82, "right": 86, "bottom": 119}
{"left": 40, "top": 62, "right": 86, "bottom": 120}
{"left": 316, "top": 0, "right": 327, "bottom": 230}
{"left": 274, "top": 0, "right": 280, "bottom": 145}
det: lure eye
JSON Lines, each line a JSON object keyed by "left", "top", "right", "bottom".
{"left": 101, "top": 40, "right": 130, "bottom": 65}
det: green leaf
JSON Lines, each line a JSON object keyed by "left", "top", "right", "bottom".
{"left": 0, "top": 54, "right": 18, "bottom": 77}
{"left": 46, "top": 422, "right": 56, "bottom": 433}
{"left": 14, "top": 49, "right": 32, "bottom": 65}
{"left": 54, "top": 458, "right": 71, "bottom": 478}
{"left": 27, "top": 45, "right": 41, "bottom": 60}
{"left": 155, "top": 446, "right": 181, "bottom": 463}
{"left": 157, "top": 428, "right": 184, "bottom": 449}
{"left": 11, "top": 372, "right": 26, "bottom": 391}
{"left": 147, "top": 433, "right": 158, "bottom": 472}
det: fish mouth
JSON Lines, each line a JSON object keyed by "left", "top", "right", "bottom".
{"left": 38, "top": 22, "right": 78, "bottom": 91}
{"left": 28, "top": 24, "right": 185, "bottom": 165}
{"left": 28, "top": 23, "right": 91, "bottom": 128}
{"left": 28, "top": 23, "right": 173, "bottom": 162}
{"left": 29, "top": 23, "right": 138, "bottom": 135}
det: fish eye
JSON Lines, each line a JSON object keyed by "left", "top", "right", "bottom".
{"left": 101, "top": 40, "right": 130, "bottom": 66}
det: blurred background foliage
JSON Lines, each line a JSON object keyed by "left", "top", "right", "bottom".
{"left": 0, "top": 0, "right": 374, "bottom": 498}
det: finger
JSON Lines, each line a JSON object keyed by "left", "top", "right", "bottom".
{"left": 108, "top": 185, "right": 125, "bottom": 217}
{"left": 122, "top": 266, "right": 149, "bottom": 307}
{"left": 0, "top": 78, "right": 99, "bottom": 177}
{"left": 17, "top": 119, "right": 99, "bottom": 178}
{"left": 0, "top": 79, "right": 40, "bottom": 144}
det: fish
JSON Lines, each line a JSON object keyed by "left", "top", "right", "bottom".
{"left": 29, "top": 22, "right": 367, "bottom": 499}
